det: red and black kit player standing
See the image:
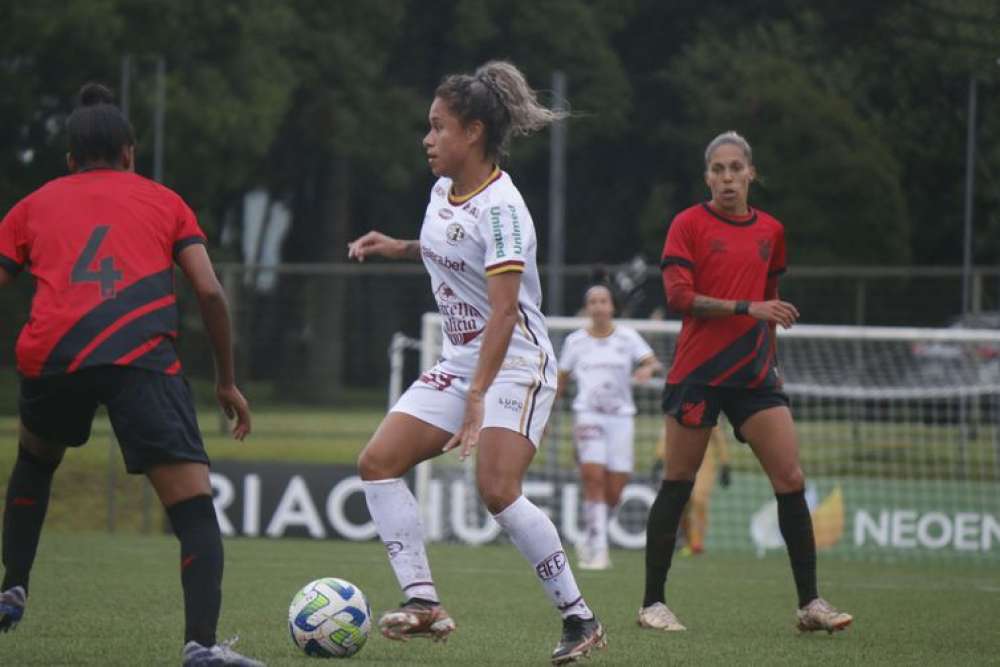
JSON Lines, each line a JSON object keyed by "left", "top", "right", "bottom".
{"left": 637, "top": 131, "right": 853, "bottom": 634}
{"left": 0, "top": 84, "right": 262, "bottom": 667}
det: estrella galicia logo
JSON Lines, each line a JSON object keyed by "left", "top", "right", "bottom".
{"left": 536, "top": 551, "right": 567, "bottom": 580}
{"left": 446, "top": 222, "right": 466, "bottom": 245}
{"left": 385, "top": 541, "right": 403, "bottom": 558}
{"left": 439, "top": 208, "right": 454, "bottom": 220}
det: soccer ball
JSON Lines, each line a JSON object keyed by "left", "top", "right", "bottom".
{"left": 288, "top": 577, "right": 371, "bottom": 658}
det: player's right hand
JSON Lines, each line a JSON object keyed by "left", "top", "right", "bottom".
{"left": 347, "top": 231, "right": 404, "bottom": 262}
{"left": 217, "top": 383, "right": 251, "bottom": 441}
{"left": 748, "top": 299, "right": 799, "bottom": 329}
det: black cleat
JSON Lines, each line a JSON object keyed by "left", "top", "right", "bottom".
{"left": 551, "top": 614, "right": 606, "bottom": 665}
{"left": 0, "top": 587, "right": 25, "bottom": 633}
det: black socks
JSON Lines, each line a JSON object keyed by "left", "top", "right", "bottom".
{"left": 642, "top": 480, "right": 694, "bottom": 608}
{"left": 166, "top": 495, "right": 224, "bottom": 647}
{"left": 776, "top": 488, "right": 818, "bottom": 608}
{"left": 2, "top": 447, "right": 58, "bottom": 594}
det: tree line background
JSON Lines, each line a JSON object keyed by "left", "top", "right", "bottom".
{"left": 1, "top": 0, "right": 999, "bottom": 397}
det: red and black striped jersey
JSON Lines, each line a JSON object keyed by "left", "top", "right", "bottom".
{"left": 0, "top": 169, "right": 206, "bottom": 378}
{"left": 661, "top": 202, "right": 786, "bottom": 388}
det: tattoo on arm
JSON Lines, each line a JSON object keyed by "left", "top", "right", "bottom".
{"left": 401, "top": 240, "right": 421, "bottom": 261}
{"left": 692, "top": 295, "right": 736, "bottom": 318}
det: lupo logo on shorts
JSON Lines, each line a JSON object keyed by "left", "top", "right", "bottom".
{"left": 385, "top": 541, "right": 403, "bottom": 558}
{"left": 535, "top": 550, "right": 567, "bottom": 580}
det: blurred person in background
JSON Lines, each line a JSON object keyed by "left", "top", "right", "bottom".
{"left": 640, "top": 131, "right": 852, "bottom": 635}
{"left": 557, "top": 277, "right": 661, "bottom": 570}
{"left": 0, "top": 84, "right": 258, "bottom": 666}
{"left": 654, "top": 424, "right": 731, "bottom": 556}
{"left": 347, "top": 61, "right": 605, "bottom": 665}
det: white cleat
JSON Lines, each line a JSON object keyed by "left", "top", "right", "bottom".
{"left": 378, "top": 601, "right": 456, "bottom": 642}
{"left": 637, "top": 602, "right": 686, "bottom": 631}
{"left": 796, "top": 598, "right": 853, "bottom": 634}
{"left": 577, "top": 549, "right": 611, "bottom": 571}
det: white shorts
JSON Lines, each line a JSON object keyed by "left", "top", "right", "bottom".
{"left": 391, "top": 366, "right": 555, "bottom": 447}
{"left": 573, "top": 412, "right": 634, "bottom": 473}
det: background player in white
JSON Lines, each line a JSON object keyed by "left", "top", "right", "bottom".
{"left": 557, "top": 283, "right": 662, "bottom": 570}
{"left": 347, "top": 61, "right": 606, "bottom": 665}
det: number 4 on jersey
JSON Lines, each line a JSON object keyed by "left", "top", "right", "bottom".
{"left": 72, "top": 226, "right": 123, "bottom": 299}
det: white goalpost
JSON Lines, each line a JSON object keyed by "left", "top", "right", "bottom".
{"left": 390, "top": 313, "right": 1000, "bottom": 564}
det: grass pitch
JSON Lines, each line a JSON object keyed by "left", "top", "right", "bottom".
{"left": 3, "top": 533, "right": 998, "bottom": 666}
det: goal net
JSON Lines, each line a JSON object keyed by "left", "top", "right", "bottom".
{"left": 394, "top": 314, "right": 1000, "bottom": 564}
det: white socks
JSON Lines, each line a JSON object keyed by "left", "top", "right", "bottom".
{"left": 363, "top": 478, "right": 439, "bottom": 603}
{"left": 493, "top": 495, "right": 593, "bottom": 619}
{"left": 583, "top": 501, "right": 609, "bottom": 554}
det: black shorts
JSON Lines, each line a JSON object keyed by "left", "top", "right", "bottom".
{"left": 19, "top": 366, "right": 209, "bottom": 474}
{"left": 662, "top": 382, "right": 790, "bottom": 443}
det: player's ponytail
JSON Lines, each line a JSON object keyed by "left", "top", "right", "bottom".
{"left": 67, "top": 82, "right": 135, "bottom": 169}
{"left": 436, "top": 61, "right": 566, "bottom": 161}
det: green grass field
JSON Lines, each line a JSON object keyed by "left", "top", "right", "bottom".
{"left": 3, "top": 533, "right": 998, "bottom": 665}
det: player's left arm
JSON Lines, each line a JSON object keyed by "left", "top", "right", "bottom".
{"left": 443, "top": 270, "right": 522, "bottom": 459}
{"left": 0, "top": 201, "right": 29, "bottom": 289}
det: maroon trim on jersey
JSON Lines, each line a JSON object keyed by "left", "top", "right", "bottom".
{"left": 0, "top": 253, "right": 22, "bottom": 276}
{"left": 660, "top": 255, "right": 694, "bottom": 270}
{"left": 68, "top": 300, "right": 178, "bottom": 373}
{"left": 42, "top": 269, "right": 174, "bottom": 376}
{"left": 518, "top": 304, "right": 548, "bottom": 383}
{"left": 701, "top": 203, "right": 757, "bottom": 227}
{"left": 172, "top": 236, "right": 206, "bottom": 261}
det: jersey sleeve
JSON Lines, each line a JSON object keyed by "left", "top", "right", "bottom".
{"left": 768, "top": 224, "right": 787, "bottom": 277}
{"left": 483, "top": 203, "right": 527, "bottom": 276}
{"left": 660, "top": 214, "right": 695, "bottom": 271}
{"left": 172, "top": 197, "right": 207, "bottom": 261}
{"left": 557, "top": 335, "right": 578, "bottom": 373}
{"left": 629, "top": 329, "right": 656, "bottom": 365}
{"left": 0, "top": 200, "right": 28, "bottom": 276}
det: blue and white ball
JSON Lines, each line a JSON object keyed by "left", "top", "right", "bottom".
{"left": 288, "top": 577, "right": 371, "bottom": 658}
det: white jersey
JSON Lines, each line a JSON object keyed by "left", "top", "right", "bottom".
{"left": 420, "top": 169, "right": 555, "bottom": 386}
{"left": 558, "top": 325, "right": 655, "bottom": 416}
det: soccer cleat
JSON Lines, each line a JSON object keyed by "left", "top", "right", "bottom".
{"left": 577, "top": 548, "right": 611, "bottom": 571}
{"left": 637, "top": 602, "right": 686, "bottom": 631}
{"left": 796, "top": 598, "right": 853, "bottom": 634}
{"left": 551, "top": 614, "right": 606, "bottom": 665}
{"left": 0, "top": 586, "right": 26, "bottom": 633}
{"left": 182, "top": 636, "right": 266, "bottom": 666}
{"left": 378, "top": 600, "right": 456, "bottom": 642}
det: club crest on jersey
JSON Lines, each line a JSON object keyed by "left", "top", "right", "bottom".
{"left": 438, "top": 208, "right": 454, "bottom": 220}
{"left": 758, "top": 238, "right": 772, "bottom": 262}
{"left": 710, "top": 238, "right": 727, "bottom": 254}
{"left": 445, "top": 222, "right": 466, "bottom": 245}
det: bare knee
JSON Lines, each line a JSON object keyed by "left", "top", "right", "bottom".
{"left": 358, "top": 444, "right": 402, "bottom": 481}
{"left": 478, "top": 478, "right": 521, "bottom": 515}
{"left": 770, "top": 465, "right": 805, "bottom": 494}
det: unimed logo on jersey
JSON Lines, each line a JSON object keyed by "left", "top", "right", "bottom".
{"left": 490, "top": 206, "right": 505, "bottom": 258}
{"left": 536, "top": 550, "right": 567, "bottom": 580}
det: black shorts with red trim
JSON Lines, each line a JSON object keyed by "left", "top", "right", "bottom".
{"left": 662, "top": 382, "right": 790, "bottom": 443}
{"left": 19, "top": 366, "right": 208, "bottom": 474}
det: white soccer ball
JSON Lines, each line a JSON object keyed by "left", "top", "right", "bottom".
{"left": 288, "top": 577, "right": 371, "bottom": 658}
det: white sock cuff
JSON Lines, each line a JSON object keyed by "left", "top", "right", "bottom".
{"left": 491, "top": 495, "right": 531, "bottom": 524}
{"left": 362, "top": 477, "right": 405, "bottom": 487}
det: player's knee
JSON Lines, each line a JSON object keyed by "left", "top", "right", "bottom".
{"left": 357, "top": 447, "right": 394, "bottom": 481}
{"left": 18, "top": 428, "right": 65, "bottom": 468}
{"left": 771, "top": 465, "right": 805, "bottom": 493}
{"left": 477, "top": 479, "right": 519, "bottom": 515}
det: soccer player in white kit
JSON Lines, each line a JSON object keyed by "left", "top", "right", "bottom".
{"left": 557, "top": 283, "right": 662, "bottom": 570}
{"left": 347, "top": 61, "right": 606, "bottom": 665}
